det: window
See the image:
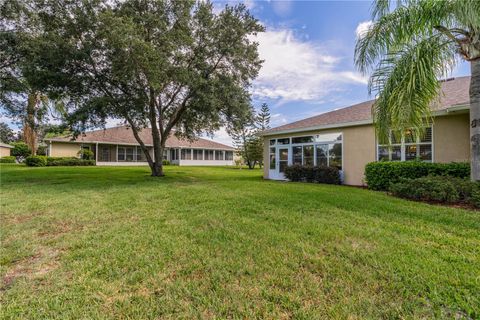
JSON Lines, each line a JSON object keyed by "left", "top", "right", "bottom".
{"left": 163, "top": 149, "right": 168, "bottom": 160}
{"left": 117, "top": 147, "right": 125, "bottom": 161}
{"left": 315, "top": 144, "right": 328, "bottom": 166}
{"left": 377, "top": 127, "right": 432, "bottom": 162}
{"left": 292, "top": 136, "right": 314, "bottom": 144}
{"left": 269, "top": 147, "right": 276, "bottom": 169}
{"left": 215, "top": 150, "right": 224, "bottom": 160}
{"left": 125, "top": 147, "right": 134, "bottom": 161}
{"left": 292, "top": 146, "right": 302, "bottom": 165}
{"left": 100, "top": 146, "right": 110, "bottom": 161}
{"left": 205, "top": 150, "right": 214, "bottom": 160}
{"left": 303, "top": 145, "right": 314, "bottom": 166}
{"left": 193, "top": 149, "right": 203, "bottom": 160}
{"left": 314, "top": 133, "right": 342, "bottom": 142}
{"left": 270, "top": 139, "right": 276, "bottom": 146}
{"left": 225, "top": 151, "right": 233, "bottom": 161}
{"left": 181, "top": 149, "right": 192, "bottom": 160}
{"left": 136, "top": 147, "right": 146, "bottom": 161}
{"left": 279, "top": 148, "right": 288, "bottom": 173}
{"left": 170, "top": 149, "right": 178, "bottom": 161}
{"left": 277, "top": 138, "right": 290, "bottom": 145}
{"left": 329, "top": 143, "right": 342, "bottom": 170}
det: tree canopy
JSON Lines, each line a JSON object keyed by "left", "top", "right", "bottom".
{"left": 4, "top": 0, "right": 264, "bottom": 175}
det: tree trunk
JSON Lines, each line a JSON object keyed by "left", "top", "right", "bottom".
{"left": 24, "top": 93, "right": 37, "bottom": 155}
{"left": 148, "top": 87, "right": 163, "bottom": 177}
{"left": 470, "top": 59, "right": 480, "bottom": 181}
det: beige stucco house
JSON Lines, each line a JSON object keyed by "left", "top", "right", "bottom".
{"left": 45, "top": 126, "right": 236, "bottom": 166}
{"left": 0, "top": 143, "right": 13, "bottom": 157}
{"left": 263, "top": 76, "right": 471, "bottom": 186}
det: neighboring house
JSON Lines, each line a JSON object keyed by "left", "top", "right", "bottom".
{"left": 0, "top": 143, "right": 13, "bottom": 157}
{"left": 45, "top": 126, "right": 235, "bottom": 166}
{"left": 263, "top": 76, "right": 471, "bottom": 185}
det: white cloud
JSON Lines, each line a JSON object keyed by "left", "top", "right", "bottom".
{"left": 203, "top": 126, "right": 233, "bottom": 147}
{"left": 251, "top": 28, "right": 368, "bottom": 102}
{"left": 271, "top": 0, "right": 293, "bottom": 17}
{"left": 355, "top": 20, "right": 373, "bottom": 38}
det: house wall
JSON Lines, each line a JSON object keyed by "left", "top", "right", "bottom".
{"left": 50, "top": 142, "right": 81, "bottom": 157}
{"left": 433, "top": 113, "right": 470, "bottom": 163}
{"left": 0, "top": 147, "right": 11, "bottom": 157}
{"left": 263, "top": 112, "right": 471, "bottom": 186}
{"left": 263, "top": 124, "right": 376, "bottom": 186}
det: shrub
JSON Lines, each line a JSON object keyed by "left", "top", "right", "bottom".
{"left": 11, "top": 142, "right": 31, "bottom": 158}
{"left": 77, "top": 149, "right": 94, "bottom": 160}
{"left": 365, "top": 161, "right": 470, "bottom": 190}
{"left": 389, "top": 176, "right": 459, "bottom": 203}
{"left": 48, "top": 158, "right": 95, "bottom": 166}
{"left": 46, "top": 157, "right": 77, "bottom": 166}
{"left": 284, "top": 165, "right": 340, "bottom": 185}
{"left": 0, "top": 156, "right": 16, "bottom": 163}
{"left": 162, "top": 160, "right": 170, "bottom": 166}
{"left": 389, "top": 176, "right": 480, "bottom": 207}
{"left": 36, "top": 145, "right": 47, "bottom": 156}
{"left": 25, "top": 155, "right": 47, "bottom": 167}
{"left": 469, "top": 183, "right": 480, "bottom": 208}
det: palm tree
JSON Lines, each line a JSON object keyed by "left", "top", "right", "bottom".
{"left": 355, "top": 0, "right": 480, "bottom": 181}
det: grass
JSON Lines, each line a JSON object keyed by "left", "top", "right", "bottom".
{"left": 1, "top": 164, "right": 479, "bottom": 319}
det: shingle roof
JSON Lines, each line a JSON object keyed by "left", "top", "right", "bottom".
{"left": 46, "top": 126, "right": 234, "bottom": 150}
{"left": 265, "top": 76, "right": 470, "bottom": 135}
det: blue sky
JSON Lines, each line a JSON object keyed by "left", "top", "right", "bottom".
{"left": 207, "top": 0, "right": 470, "bottom": 145}
{"left": 1, "top": 0, "right": 471, "bottom": 145}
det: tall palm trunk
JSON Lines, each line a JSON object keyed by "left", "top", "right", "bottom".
{"left": 23, "top": 92, "right": 37, "bottom": 155}
{"left": 471, "top": 59, "right": 480, "bottom": 181}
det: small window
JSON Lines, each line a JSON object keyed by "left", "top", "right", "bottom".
{"left": 277, "top": 138, "right": 290, "bottom": 145}
{"left": 303, "top": 145, "right": 314, "bottom": 166}
{"left": 215, "top": 150, "right": 224, "bottom": 160}
{"left": 269, "top": 139, "right": 276, "bottom": 146}
{"left": 126, "top": 147, "right": 134, "bottom": 161}
{"left": 269, "top": 147, "right": 276, "bottom": 169}
{"left": 292, "top": 136, "right": 314, "bottom": 144}
{"left": 205, "top": 150, "right": 214, "bottom": 160}
{"left": 136, "top": 147, "right": 146, "bottom": 161}
{"left": 193, "top": 149, "right": 203, "bottom": 160}
{"left": 292, "top": 146, "right": 302, "bottom": 165}
{"left": 329, "top": 143, "right": 342, "bottom": 170}
{"left": 118, "top": 147, "right": 125, "bottom": 161}
{"left": 181, "top": 149, "right": 192, "bottom": 160}
{"left": 316, "top": 144, "right": 328, "bottom": 166}
{"left": 225, "top": 151, "right": 233, "bottom": 161}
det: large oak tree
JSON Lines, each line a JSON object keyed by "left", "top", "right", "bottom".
{"left": 24, "top": 0, "right": 263, "bottom": 176}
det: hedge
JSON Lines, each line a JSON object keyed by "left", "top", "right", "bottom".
{"left": 0, "top": 156, "right": 16, "bottom": 163}
{"left": 284, "top": 164, "right": 341, "bottom": 185}
{"left": 364, "top": 161, "right": 470, "bottom": 190}
{"left": 46, "top": 157, "right": 77, "bottom": 166}
{"left": 390, "top": 176, "right": 480, "bottom": 208}
{"left": 25, "top": 155, "right": 47, "bottom": 167}
{"left": 48, "top": 158, "right": 96, "bottom": 166}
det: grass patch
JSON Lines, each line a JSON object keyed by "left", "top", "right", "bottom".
{"left": 1, "top": 165, "right": 479, "bottom": 318}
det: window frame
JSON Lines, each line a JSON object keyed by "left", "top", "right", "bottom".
{"left": 377, "top": 126, "right": 434, "bottom": 162}
{"left": 269, "top": 132, "right": 343, "bottom": 171}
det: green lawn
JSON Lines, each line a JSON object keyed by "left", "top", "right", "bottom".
{"left": 1, "top": 164, "right": 479, "bottom": 319}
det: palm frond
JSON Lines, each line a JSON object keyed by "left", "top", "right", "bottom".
{"left": 370, "top": 34, "right": 457, "bottom": 143}
{"left": 355, "top": 0, "right": 454, "bottom": 74}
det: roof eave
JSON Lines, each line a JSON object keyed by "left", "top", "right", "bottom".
{"left": 262, "top": 104, "right": 470, "bottom": 137}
